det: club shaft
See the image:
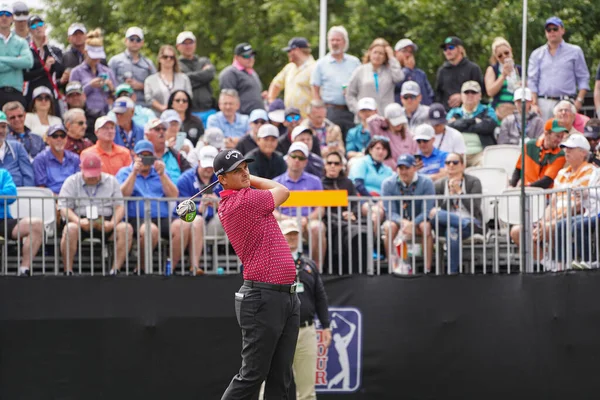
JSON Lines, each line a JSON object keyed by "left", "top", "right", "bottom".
{"left": 188, "top": 180, "right": 219, "bottom": 201}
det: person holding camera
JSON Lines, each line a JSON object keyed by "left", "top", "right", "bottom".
{"left": 80, "top": 116, "right": 132, "bottom": 176}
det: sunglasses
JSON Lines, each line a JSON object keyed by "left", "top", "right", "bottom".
{"left": 402, "top": 95, "right": 417, "bottom": 100}
{"left": 14, "top": 11, "right": 28, "bottom": 16}
{"left": 496, "top": 51, "right": 510, "bottom": 58}
{"left": 545, "top": 26, "right": 559, "bottom": 32}
{"left": 0, "top": 11, "right": 13, "bottom": 17}
{"left": 445, "top": 160, "right": 460, "bottom": 165}
{"left": 37, "top": 95, "right": 52, "bottom": 101}
{"left": 152, "top": 126, "right": 166, "bottom": 131}
{"left": 161, "top": 55, "right": 175, "bottom": 60}
{"left": 289, "top": 154, "right": 307, "bottom": 161}
{"left": 49, "top": 133, "right": 67, "bottom": 139}
{"left": 463, "top": 90, "right": 478, "bottom": 95}
{"left": 241, "top": 54, "right": 255, "bottom": 59}
{"left": 174, "top": 98, "right": 188, "bottom": 103}
{"left": 253, "top": 119, "right": 267, "bottom": 125}
{"left": 444, "top": 45, "right": 456, "bottom": 51}
{"left": 73, "top": 121, "right": 86, "bottom": 126}
{"left": 326, "top": 161, "right": 341, "bottom": 166}
{"left": 285, "top": 114, "right": 301, "bottom": 123}
{"left": 416, "top": 139, "right": 430, "bottom": 144}
{"left": 30, "top": 21, "right": 45, "bottom": 29}
{"left": 128, "top": 37, "right": 143, "bottom": 43}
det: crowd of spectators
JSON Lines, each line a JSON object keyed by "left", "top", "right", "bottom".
{"left": 1, "top": 3, "right": 600, "bottom": 274}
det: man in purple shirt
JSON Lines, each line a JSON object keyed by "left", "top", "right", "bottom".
{"left": 273, "top": 142, "right": 327, "bottom": 268}
{"left": 32, "top": 125, "right": 80, "bottom": 194}
{"left": 528, "top": 16, "right": 590, "bottom": 121}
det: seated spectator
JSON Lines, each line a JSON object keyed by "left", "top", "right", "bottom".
{"left": 161, "top": 110, "right": 194, "bottom": 156}
{"left": 247, "top": 124, "right": 287, "bottom": 179}
{"left": 173, "top": 146, "right": 222, "bottom": 275}
{"left": 367, "top": 103, "right": 417, "bottom": 169}
{"left": 167, "top": 90, "right": 204, "bottom": 147}
{"left": 80, "top": 116, "right": 132, "bottom": 176}
{"left": 58, "top": 152, "right": 134, "bottom": 275}
{"left": 381, "top": 154, "right": 435, "bottom": 272}
{"left": 553, "top": 100, "right": 586, "bottom": 135}
{"left": 428, "top": 103, "right": 466, "bottom": 156}
{"left": 186, "top": 127, "right": 224, "bottom": 165}
{"left": 429, "top": 153, "right": 482, "bottom": 273}
{"left": 0, "top": 167, "right": 43, "bottom": 276}
{"left": 3, "top": 101, "right": 44, "bottom": 159}
{"left": 0, "top": 112, "right": 34, "bottom": 186}
{"left": 393, "top": 39, "right": 434, "bottom": 105}
{"left": 116, "top": 140, "right": 179, "bottom": 273}
{"left": 32, "top": 125, "right": 80, "bottom": 194}
{"left": 70, "top": 29, "right": 116, "bottom": 117}
{"left": 144, "top": 117, "right": 191, "bottom": 184}
{"left": 498, "top": 87, "right": 544, "bottom": 145}
{"left": 111, "top": 96, "right": 144, "bottom": 151}
{"left": 447, "top": 81, "right": 498, "bottom": 166}
{"left": 484, "top": 37, "right": 522, "bottom": 120}
{"left": 274, "top": 142, "right": 327, "bottom": 267}
{"left": 64, "top": 81, "right": 98, "bottom": 142}
{"left": 277, "top": 107, "right": 321, "bottom": 155}
{"left": 145, "top": 45, "right": 192, "bottom": 115}
{"left": 267, "top": 99, "right": 286, "bottom": 136}
{"left": 584, "top": 120, "right": 600, "bottom": 166}
{"left": 206, "top": 89, "right": 249, "bottom": 148}
{"left": 63, "top": 108, "right": 93, "bottom": 155}
{"left": 348, "top": 136, "right": 394, "bottom": 196}
{"left": 236, "top": 108, "right": 268, "bottom": 155}
{"left": 299, "top": 100, "right": 344, "bottom": 157}
{"left": 28, "top": 86, "right": 64, "bottom": 137}
{"left": 399, "top": 81, "right": 430, "bottom": 130}
{"left": 414, "top": 124, "right": 448, "bottom": 180}
{"left": 290, "top": 126, "right": 324, "bottom": 178}
{"left": 345, "top": 97, "right": 378, "bottom": 159}
{"left": 113, "top": 84, "right": 156, "bottom": 128}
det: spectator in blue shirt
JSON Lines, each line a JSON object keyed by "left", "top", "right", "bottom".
{"left": 206, "top": 89, "right": 249, "bottom": 148}
{"left": 393, "top": 39, "right": 434, "bottom": 105}
{"left": 3, "top": 101, "right": 45, "bottom": 159}
{"left": 345, "top": 97, "right": 378, "bottom": 160}
{"left": 116, "top": 140, "right": 178, "bottom": 273}
{"left": 381, "top": 154, "right": 435, "bottom": 272}
{"left": 348, "top": 136, "right": 394, "bottom": 196}
{"left": 32, "top": 125, "right": 80, "bottom": 194}
{"left": 110, "top": 96, "right": 144, "bottom": 151}
{"left": 413, "top": 124, "right": 448, "bottom": 181}
{"left": 0, "top": 111, "right": 34, "bottom": 186}
{"left": 143, "top": 118, "right": 192, "bottom": 184}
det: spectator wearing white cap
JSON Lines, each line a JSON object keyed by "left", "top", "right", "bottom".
{"left": 498, "top": 87, "right": 544, "bottom": 145}
{"left": 399, "top": 81, "right": 430, "bottom": 130}
{"left": 219, "top": 43, "right": 265, "bottom": 115}
{"left": 345, "top": 97, "right": 378, "bottom": 159}
{"left": 0, "top": 3, "right": 33, "bottom": 109}
{"left": 161, "top": 109, "right": 193, "bottom": 155}
{"left": 145, "top": 45, "right": 192, "bottom": 115}
{"left": 111, "top": 83, "right": 156, "bottom": 131}
{"left": 11, "top": 1, "right": 29, "bottom": 39}
{"left": 413, "top": 124, "right": 448, "bottom": 181}
{"left": 143, "top": 117, "right": 191, "bottom": 184}
{"left": 393, "top": 38, "right": 434, "bottom": 105}
{"left": 24, "top": 86, "right": 62, "bottom": 138}
{"left": 63, "top": 23, "right": 87, "bottom": 69}
{"left": 235, "top": 108, "right": 268, "bottom": 155}
{"left": 427, "top": 103, "right": 466, "bottom": 156}
{"left": 291, "top": 125, "right": 324, "bottom": 178}
{"left": 247, "top": 124, "right": 287, "bottom": 179}
{"left": 80, "top": 116, "right": 132, "bottom": 176}
{"left": 186, "top": 127, "right": 224, "bottom": 165}
{"left": 111, "top": 96, "right": 145, "bottom": 151}
{"left": 299, "top": 99, "right": 345, "bottom": 158}
{"left": 311, "top": 26, "right": 361, "bottom": 136}
{"left": 176, "top": 31, "right": 216, "bottom": 123}
{"left": 108, "top": 27, "right": 156, "bottom": 108}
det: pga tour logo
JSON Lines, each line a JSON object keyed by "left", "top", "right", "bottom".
{"left": 315, "top": 307, "right": 362, "bottom": 393}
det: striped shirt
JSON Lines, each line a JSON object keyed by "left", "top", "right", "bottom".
{"left": 554, "top": 162, "right": 598, "bottom": 216}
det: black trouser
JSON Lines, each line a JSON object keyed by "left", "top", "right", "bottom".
{"left": 222, "top": 282, "right": 300, "bottom": 400}
{"left": 326, "top": 106, "right": 355, "bottom": 140}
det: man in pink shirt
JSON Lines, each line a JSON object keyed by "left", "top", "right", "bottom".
{"left": 215, "top": 149, "right": 300, "bottom": 399}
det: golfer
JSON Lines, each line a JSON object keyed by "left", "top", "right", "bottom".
{"left": 215, "top": 149, "right": 300, "bottom": 400}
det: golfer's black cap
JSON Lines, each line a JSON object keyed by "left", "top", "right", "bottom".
{"left": 213, "top": 149, "right": 254, "bottom": 176}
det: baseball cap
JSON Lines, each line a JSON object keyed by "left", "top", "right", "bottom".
{"left": 47, "top": 124, "right": 66, "bottom": 137}
{"left": 357, "top": 97, "right": 377, "bottom": 111}
{"left": 213, "top": 149, "right": 254, "bottom": 176}
{"left": 176, "top": 31, "right": 196, "bottom": 45}
{"left": 144, "top": 118, "right": 168, "bottom": 131}
{"left": 282, "top": 37, "right": 309, "bottom": 52}
{"left": 234, "top": 43, "right": 255, "bottom": 56}
{"left": 198, "top": 145, "right": 218, "bottom": 168}
{"left": 32, "top": 86, "right": 53, "bottom": 100}
{"left": 461, "top": 81, "right": 481, "bottom": 93}
{"left": 112, "top": 97, "right": 135, "bottom": 113}
{"left": 80, "top": 152, "right": 102, "bottom": 178}
{"left": 66, "top": 81, "right": 83, "bottom": 95}
{"left": 0, "top": 3, "right": 11, "bottom": 13}
{"left": 428, "top": 103, "right": 447, "bottom": 125}
{"left": 545, "top": 16, "right": 564, "bottom": 28}
{"left": 513, "top": 87, "right": 532, "bottom": 102}
{"left": 11, "top": 1, "right": 28, "bottom": 20}
{"left": 67, "top": 23, "right": 86, "bottom": 36}
{"left": 394, "top": 38, "right": 417, "bottom": 52}
{"left": 249, "top": 109, "right": 268, "bottom": 123}
{"left": 287, "top": 142, "right": 309, "bottom": 157}
{"left": 279, "top": 219, "right": 300, "bottom": 235}
{"left": 160, "top": 109, "right": 182, "bottom": 124}
{"left": 257, "top": 124, "right": 279, "bottom": 139}
{"left": 27, "top": 15, "right": 42, "bottom": 26}
{"left": 284, "top": 107, "right": 301, "bottom": 117}
{"left": 85, "top": 45, "right": 106, "bottom": 60}
{"left": 560, "top": 133, "right": 590, "bottom": 151}
{"left": 397, "top": 154, "right": 416, "bottom": 167}
{"left": 94, "top": 116, "right": 116, "bottom": 131}
{"left": 440, "top": 36, "right": 463, "bottom": 49}
{"left": 545, "top": 118, "right": 568, "bottom": 134}
{"left": 134, "top": 139, "right": 155, "bottom": 155}
{"left": 115, "top": 83, "right": 134, "bottom": 97}
{"left": 125, "top": 27, "right": 144, "bottom": 40}
{"left": 384, "top": 103, "right": 407, "bottom": 126}
{"left": 268, "top": 99, "right": 286, "bottom": 123}
{"left": 0, "top": 111, "right": 8, "bottom": 125}
{"left": 291, "top": 125, "right": 312, "bottom": 142}
{"left": 584, "top": 125, "right": 600, "bottom": 140}
{"left": 204, "top": 127, "right": 225, "bottom": 149}
{"left": 413, "top": 124, "right": 435, "bottom": 141}
{"left": 401, "top": 81, "right": 421, "bottom": 96}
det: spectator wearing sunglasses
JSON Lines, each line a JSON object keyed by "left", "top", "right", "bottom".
{"left": 299, "top": 100, "right": 345, "bottom": 158}
{"left": 393, "top": 38, "right": 434, "bottom": 106}
{"left": 24, "top": 86, "right": 62, "bottom": 139}
{"left": 236, "top": 109, "right": 268, "bottom": 155}
{"left": 484, "top": 37, "right": 522, "bottom": 120}
{"left": 413, "top": 124, "right": 448, "bottom": 181}
{"left": 63, "top": 108, "right": 93, "bottom": 155}
{"left": 32, "top": 125, "right": 80, "bottom": 195}
{"left": 399, "top": 81, "right": 430, "bottom": 131}
{"left": 528, "top": 16, "right": 590, "bottom": 121}
{"left": 0, "top": 110, "right": 34, "bottom": 187}
{"left": 277, "top": 107, "right": 321, "bottom": 155}
{"left": 109, "top": 27, "right": 156, "bottom": 108}
{"left": 4, "top": 101, "right": 44, "bottom": 159}
{"left": 0, "top": 3, "right": 33, "bottom": 109}
{"left": 206, "top": 89, "right": 249, "bottom": 148}
{"left": 290, "top": 126, "right": 324, "bottom": 178}
{"left": 11, "top": 1, "right": 29, "bottom": 40}
{"left": 166, "top": 89, "right": 204, "bottom": 146}
{"left": 435, "top": 36, "right": 483, "bottom": 111}
{"left": 219, "top": 43, "right": 265, "bottom": 116}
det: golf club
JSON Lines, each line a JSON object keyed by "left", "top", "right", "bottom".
{"left": 176, "top": 179, "right": 220, "bottom": 222}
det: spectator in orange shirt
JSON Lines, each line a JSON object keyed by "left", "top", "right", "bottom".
{"left": 80, "top": 116, "right": 132, "bottom": 175}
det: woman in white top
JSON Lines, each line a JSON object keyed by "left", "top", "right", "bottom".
{"left": 145, "top": 45, "right": 192, "bottom": 116}
{"left": 345, "top": 38, "right": 404, "bottom": 115}
{"left": 25, "top": 86, "right": 62, "bottom": 137}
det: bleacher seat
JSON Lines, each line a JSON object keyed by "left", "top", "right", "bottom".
{"left": 9, "top": 187, "right": 56, "bottom": 238}
{"left": 497, "top": 187, "right": 545, "bottom": 226}
{"left": 464, "top": 167, "right": 508, "bottom": 225}
{"left": 482, "top": 145, "right": 521, "bottom": 177}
